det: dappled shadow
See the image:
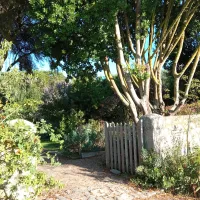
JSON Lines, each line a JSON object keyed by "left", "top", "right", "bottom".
{"left": 39, "top": 153, "right": 130, "bottom": 185}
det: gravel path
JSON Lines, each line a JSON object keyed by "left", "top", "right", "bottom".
{"left": 36, "top": 155, "right": 195, "bottom": 200}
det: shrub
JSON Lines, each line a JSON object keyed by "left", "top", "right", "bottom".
{"left": 0, "top": 120, "right": 58, "bottom": 200}
{"left": 81, "top": 119, "right": 104, "bottom": 152}
{"left": 176, "top": 102, "right": 200, "bottom": 115}
{"left": 0, "top": 70, "right": 65, "bottom": 122}
{"left": 58, "top": 110, "right": 104, "bottom": 154}
{"left": 132, "top": 149, "right": 200, "bottom": 197}
{"left": 38, "top": 81, "right": 69, "bottom": 126}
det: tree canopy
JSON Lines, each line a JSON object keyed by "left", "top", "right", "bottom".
{"left": 0, "top": 0, "right": 45, "bottom": 72}
{"left": 28, "top": 0, "right": 200, "bottom": 123}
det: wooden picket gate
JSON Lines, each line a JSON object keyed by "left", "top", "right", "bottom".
{"left": 104, "top": 122, "right": 140, "bottom": 174}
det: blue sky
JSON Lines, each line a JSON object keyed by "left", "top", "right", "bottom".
{"left": 3, "top": 52, "right": 117, "bottom": 76}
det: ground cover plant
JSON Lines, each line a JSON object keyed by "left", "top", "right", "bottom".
{"left": 133, "top": 149, "right": 200, "bottom": 198}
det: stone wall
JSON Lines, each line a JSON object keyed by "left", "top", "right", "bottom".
{"left": 140, "top": 114, "right": 200, "bottom": 155}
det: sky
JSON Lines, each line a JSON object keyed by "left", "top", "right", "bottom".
{"left": 2, "top": 52, "right": 117, "bottom": 77}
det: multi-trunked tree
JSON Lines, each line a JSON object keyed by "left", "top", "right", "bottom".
{"left": 28, "top": 0, "right": 200, "bottom": 123}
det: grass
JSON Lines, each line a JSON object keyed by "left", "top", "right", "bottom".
{"left": 41, "top": 141, "right": 60, "bottom": 151}
{"left": 41, "top": 140, "right": 81, "bottom": 159}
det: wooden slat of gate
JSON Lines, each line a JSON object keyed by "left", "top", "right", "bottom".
{"left": 133, "top": 124, "right": 138, "bottom": 171}
{"left": 124, "top": 123, "right": 129, "bottom": 173}
{"left": 120, "top": 123, "right": 125, "bottom": 173}
{"left": 105, "top": 122, "right": 110, "bottom": 168}
{"left": 109, "top": 123, "right": 113, "bottom": 169}
{"left": 116, "top": 123, "right": 121, "bottom": 171}
{"left": 113, "top": 124, "right": 117, "bottom": 169}
{"left": 128, "top": 124, "right": 133, "bottom": 174}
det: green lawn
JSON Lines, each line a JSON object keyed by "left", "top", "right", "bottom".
{"left": 41, "top": 141, "right": 60, "bottom": 151}
{"left": 41, "top": 140, "right": 81, "bottom": 159}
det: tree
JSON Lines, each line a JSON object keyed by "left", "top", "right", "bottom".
{"left": 69, "top": 76, "right": 130, "bottom": 122}
{"left": 0, "top": 0, "right": 27, "bottom": 63}
{"left": 0, "top": 0, "right": 45, "bottom": 73}
{"left": 29, "top": 0, "right": 200, "bottom": 123}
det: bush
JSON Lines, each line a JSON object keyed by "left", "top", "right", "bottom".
{"left": 176, "top": 102, "right": 200, "bottom": 115}
{"left": 38, "top": 81, "right": 69, "bottom": 126}
{"left": 0, "top": 70, "right": 65, "bottom": 122}
{"left": 0, "top": 120, "right": 58, "bottom": 200}
{"left": 58, "top": 110, "right": 104, "bottom": 154}
{"left": 81, "top": 119, "right": 104, "bottom": 152}
{"left": 132, "top": 149, "right": 200, "bottom": 197}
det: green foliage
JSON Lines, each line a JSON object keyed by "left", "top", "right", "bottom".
{"left": 130, "top": 63, "right": 150, "bottom": 81}
{"left": 58, "top": 110, "right": 104, "bottom": 153}
{"left": 41, "top": 141, "right": 60, "bottom": 151}
{"left": 181, "top": 75, "right": 200, "bottom": 102}
{"left": 69, "top": 77, "right": 114, "bottom": 120}
{"left": 0, "top": 119, "right": 59, "bottom": 200}
{"left": 0, "top": 69, "right": 127, "bottom": 126}
{"left": 28, "top": 0, "right": 125, "bottom": 74}
{"left": 40, "top": 75, "right": 129, "bottom": 124}
{"left": 68, "top": 76, "right": 130, "bottom": 122}
{"left": 36, "top": 119, "right": 64, "bottom": 147}
{"left": 161, "top": 70, "right": 174, "bottom": 104}
{"left": 27, "top": 0, "right": 200, "bottom": 119}
{"left": 81, "top": 119, "right": 104, "bottom": 152}
{"left": 0, "top": 70, "right": 65, "bottom": 121}
{"left": 58, "top": 110, "right": 85, "bottom": 153}
{"left": 176, "top": 102, "right": 200, "bottom": 115}
{"left": 0, "top": 40, "right": 12, "bottom": 69}
{"left": 38, "top": 80, "right": 69, "bottom": 125}
{"left": 132, "top": 149, "right": 200, "bottom": 197}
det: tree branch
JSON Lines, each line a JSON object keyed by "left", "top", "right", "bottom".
{"left": 102, "top": 58, "right": 129, "bottom": 107}
{"left": 150, "top": 0, "right": 193, "bottom": 60}
{"left": 170, "top": 47, "right": 200, "bottom": 114}
{"left": 124, "top": 13, "right": 136, "bottom": 56}
{"left": 114, "top": 15, "right": 141, "bottom": 107}
{"left": 135, "top": 0, "right": 141, "bottom": 64}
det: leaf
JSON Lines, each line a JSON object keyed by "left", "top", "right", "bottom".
{"left": 195, "top": 186, "right": 200, "bottom": 192}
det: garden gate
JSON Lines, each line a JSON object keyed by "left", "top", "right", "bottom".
{"left": 104, "top": 122, "right": 142, "bottom": 174}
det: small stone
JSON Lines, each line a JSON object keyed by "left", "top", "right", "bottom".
{"left": 88, "top": 187, "right": 92, "bottom": 192}
{"left": 110, "top": 169, "right": 121, "bottom": 175}
{"left": 100, "top": 187, "right": 111, "bottom": 194}
{"left": 57, "top": 196, "right": 68, "bottom": 200}
{"left": 102, "top": 177, "right": 112, "bottom": 182}
{"left": 87, "top": 197, "right": 96, "bottom": 200}
{"left": 96, "top": 197, "right": 104, "bottom": 200}
{"left": 65, "top": 190, "right": 71, "bottom": 194}
{"left": 116, "top": 193, "right": 133, "bottom": 200}
{"left": 91, "top": 189, "right": 102, "bottom": 196}
{"left": 108, "top": 192, "right": 116, "bottom": 198}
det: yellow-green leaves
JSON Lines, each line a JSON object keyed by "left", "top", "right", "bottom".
{"left": 0, "top": 40, "right": 12, "bottom": 70}
{"left": 130, "top": 63, "right": 150, "bottom": 81}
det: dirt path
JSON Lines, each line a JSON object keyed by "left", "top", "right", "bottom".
{"left": 37, "top": 155, "right": 195, "bottom": 200}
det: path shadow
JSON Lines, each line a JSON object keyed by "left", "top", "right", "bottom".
{"left": 40, "top": 152, "right": 131, "bottom": 185}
